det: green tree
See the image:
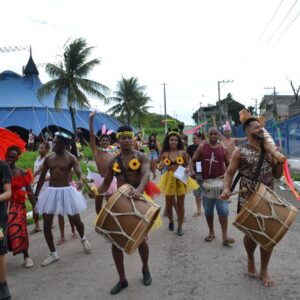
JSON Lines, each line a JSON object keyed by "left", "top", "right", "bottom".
{"left": 107, "top": 77, "right": 151, "bottom": 126}
{"left": 217, "top": 93, "right": 245, "bottom": 125}
{"left": 135, "top": 92, "right": 152, "bottom": 131}
{"left": 38, "top": 38, "right": 109, "bottom": 134}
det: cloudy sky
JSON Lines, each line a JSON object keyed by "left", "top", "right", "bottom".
{"left": 1, "top": 0, "right": 300, "bottom": 124}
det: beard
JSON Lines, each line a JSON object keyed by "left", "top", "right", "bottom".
{"left": 251, "top": 131, "right": 264, "bottom": 141}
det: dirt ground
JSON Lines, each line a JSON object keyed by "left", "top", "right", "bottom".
{"left": 6, "top": 176, "right": 300, "bottom": 300}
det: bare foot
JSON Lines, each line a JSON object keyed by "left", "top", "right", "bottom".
{"left": 247, "top": 256, "right": 257, "bottom": 278}
{"left": 193, "top": 211, "right": 201, "bottom": 217}
{"left": 71, "top": 233, "right": 79, "bottom": 239}
{"left": 56, "top": 238, "right": 65, "bottom": 245}
{"left": 260, "top": 271, "right": 273, "bottom": 287}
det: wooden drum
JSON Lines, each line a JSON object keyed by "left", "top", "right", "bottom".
{"left": 95, "top": 184, "right": 160, "bottom": 254}
{"left": 233, "top": 183, "right": 298, "bottom": 250}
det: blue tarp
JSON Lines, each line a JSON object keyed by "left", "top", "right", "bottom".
{"left": 0, "top": 107, "right": 122, "bottom": 136}
{"left": 0, "top": 67, "right": 122, "bottom": 135}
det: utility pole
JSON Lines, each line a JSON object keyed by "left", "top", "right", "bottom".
{"left": 264, "top": 86, "right": 277, "bottom": 120}
{"left": 252, "top": 98, "right": 258, "bottom": 116}
{"left": 217, "top": 80, "right": 234, "bottom": 126}
{"left": 161, "top": 83, "right": 168, "bottom": 135}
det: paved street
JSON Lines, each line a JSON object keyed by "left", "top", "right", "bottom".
{"left": 7, "top": 178, "right": 300, "bottom": 300}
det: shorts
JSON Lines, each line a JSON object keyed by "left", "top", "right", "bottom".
{"left": 202, "top": 194, "right": 229, "bottom": 217}
{"left": 149, "top": 151, "right": 158, "bottom": 160}
{"left": 0, "top": 211, "right": 8, "bottom": 255}
{"left": 193, "top": 174, "right": 202, "bottom": 197}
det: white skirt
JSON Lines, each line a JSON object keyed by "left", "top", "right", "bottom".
{"left": 36, "top": 186, "right": 87, "bottom": 216}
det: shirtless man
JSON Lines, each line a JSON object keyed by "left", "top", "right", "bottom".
{"left": 35, "top": 134, "right": 91, "bottom": 267}
{"left": 220, "top": 124, "right": 247, "bottom": 159}
{"left": 89, "top": 112, "right": 116, "bottom": 214}
{"left": 97, "top": 126, "right": 152, "bottom": 295}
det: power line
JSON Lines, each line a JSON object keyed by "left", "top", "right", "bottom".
{"left": 267, "top": 0, "right": 298, "bottom": 44}
{"left": 258, "top": 0, "right": 285, "bottom": 42}
{"left": 272, "top": 12, "right": 300, "bottom": 46}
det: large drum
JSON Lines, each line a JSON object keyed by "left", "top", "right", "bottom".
{"left": 95, "top": 184, "right": 160, "bottom": 255}
{"left": 233, "top": 183, "right": 298, "bottom": 250}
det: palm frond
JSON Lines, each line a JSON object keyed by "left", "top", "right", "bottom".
{"left": 53, "top": 87, "right": 65, "bottom": 111}
{"left": 45, "top": 64, "right": 66, "bottom": 79}
{"left": 75, "top": 59, "right": 101, "bottom": 77}
{"left": 37, "top": 80, "right": 60, "bottom": 100}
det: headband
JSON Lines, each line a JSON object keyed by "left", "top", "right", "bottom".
{"left": 168, "top": 131, "right": 179, "bottom": 136}
{"left": 116, "top": 131, "right": 134, "bottom": 139}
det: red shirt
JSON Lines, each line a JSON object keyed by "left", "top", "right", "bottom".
{"left": 200, "top": 143, "right": 226, "bottom": 180}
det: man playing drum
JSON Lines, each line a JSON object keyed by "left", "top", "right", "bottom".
{"left": 97, "top": 126, "right": 152, "bottom": 295}
{"left": 192, "top": 127, "right": 234, "bottom": 245}
{"left": 220, "top": 118, "right": 283, "bottom": 286}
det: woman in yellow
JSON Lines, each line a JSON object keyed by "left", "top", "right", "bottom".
{"left": 158, "top": 131, "right": 198, "bottom": 236}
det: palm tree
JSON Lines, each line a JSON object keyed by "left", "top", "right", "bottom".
{"left": 38, "top": 38, "right": 109, "bottom": 134}
{"left": 107, "top": 76, "right": 151, "bottom": 126}
{"left": 135, "top": 92, "right": 152, "bottom": 131}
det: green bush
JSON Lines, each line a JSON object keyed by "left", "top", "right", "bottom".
{"left": 83, "top": 145, "right": 93, "bottom": 160}
{"left": 16, "top": 151, "right": 39, "bottom": 170}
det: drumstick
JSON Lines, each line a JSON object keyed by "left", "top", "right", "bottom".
{"left": 230, "top": 188, "right": 247, "bottom": 196}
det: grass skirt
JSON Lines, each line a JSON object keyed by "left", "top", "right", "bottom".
{"left": 157, "top": 171, "right": 199, "bottom": 196}
{"left": 36, "top": 186, "right": 87, "bottom": 216}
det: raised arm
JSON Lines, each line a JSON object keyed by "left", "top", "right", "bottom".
{"left": 89, "top": 111, "right": 97, "bottom": 154}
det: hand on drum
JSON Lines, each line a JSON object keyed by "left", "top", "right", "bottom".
{"left": 128, "top": 188, "right": 142, "bottom": 200}
{"left": 219, "top": 188, "right": 231, "bottom": 200}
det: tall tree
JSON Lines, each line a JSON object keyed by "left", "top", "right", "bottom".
{"left": 38, "top": 38, "right": 109, "bottom": 134}
{"left": 217, "top": 93, "right": 245, "bottom": 125}
{"left": 135, "top": 92, "right": 152, "bottom": 131}
{"left": 107, "top": 77, "right": 151, "bottom": 126}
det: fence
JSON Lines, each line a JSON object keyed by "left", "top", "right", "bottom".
{"left": 235, "top": 114, "right": 300, "bottom": 157}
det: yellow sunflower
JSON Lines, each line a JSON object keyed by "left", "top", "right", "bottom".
{"left": 112, "top": 162, "right": 121, "bottom": 173}
{"left": 129, "top": 158, "right": 141, "bottom": 171}
{"left": 176, "top": 156, "right": 184, "bottom": 165}
{"left": 163, "top": 158, "right": 171, "bottom": 166}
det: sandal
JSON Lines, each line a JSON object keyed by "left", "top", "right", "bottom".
{"left": 204, "top": 235, "right": 215, "bottom": 242}
{"left": 56, "top": 238, "right": 65, "bottom": 245}
{"left": 29, "top": 228, "right": 42, "bottom": 234}
{"left": 223, "top": 238, "right": 235, "bottom": 246}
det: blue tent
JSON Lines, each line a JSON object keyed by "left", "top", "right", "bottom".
{"left": 0, "top": 53, "right": 122, "bottom": 141}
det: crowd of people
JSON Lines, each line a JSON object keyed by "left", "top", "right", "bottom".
{"left": 0, "top": 115, "right": 285, "bottom": 299}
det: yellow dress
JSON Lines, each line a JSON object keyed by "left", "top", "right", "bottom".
{"left": 158, "top": 170, "right": 199, "bottom": 196}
